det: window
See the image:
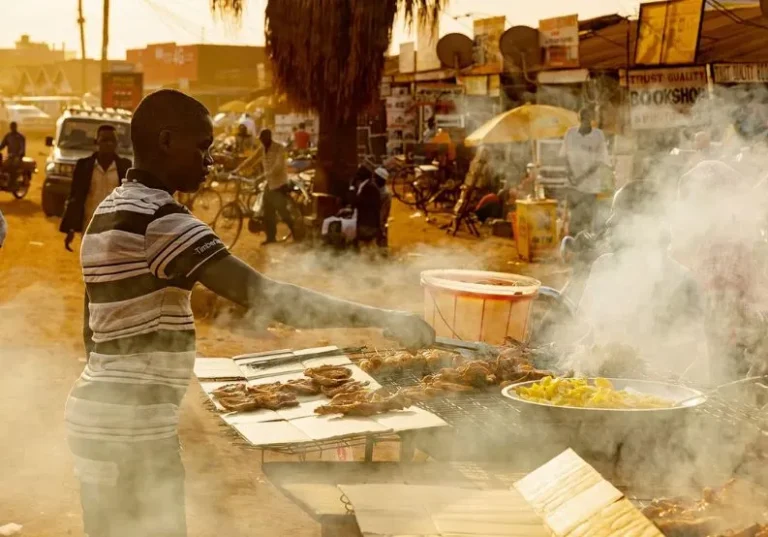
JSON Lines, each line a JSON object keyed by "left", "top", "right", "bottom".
{"left": 58, "top": 119, "right": 132, "bottom": 154}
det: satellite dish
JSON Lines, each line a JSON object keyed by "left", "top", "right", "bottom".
{"left": 437, "top": 33, "right": 474, "bottom": 69}
{"left": 500, "top": 25, "right": 540, "bottom": 74}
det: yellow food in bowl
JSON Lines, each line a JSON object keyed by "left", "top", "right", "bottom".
{"left": 514, "top": 377, "right": 673, "bottom": 409}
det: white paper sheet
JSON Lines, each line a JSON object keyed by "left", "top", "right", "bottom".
{"left": 232, "top": 420, "right": 312, "bottom": 446}
{"left": 193, "top": 358, "right": 243, "bottom": 379}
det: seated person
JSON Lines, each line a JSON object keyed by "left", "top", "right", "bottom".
{"left": 577, "top": 181, "right": 708, "bottom": 382}
{"left": 322, "top": 166, "right": 382, "bottom": 246}
{"left": 234, "top": 124, "right": 255, "bottom": 154}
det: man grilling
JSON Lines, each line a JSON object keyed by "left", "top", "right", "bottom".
{"left": 60, "top": 125, "right": 132, "bottom": 251}
{"left": 65, "top": 89, "right": 434, "bottom": 537}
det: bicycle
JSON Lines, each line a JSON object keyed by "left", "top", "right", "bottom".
{"left": 212, "top": 172, "right": 308, "bottom": 250}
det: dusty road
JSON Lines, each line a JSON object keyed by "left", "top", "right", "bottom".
{"left": 0, "top": 138, "right": 557, "bottom": 535}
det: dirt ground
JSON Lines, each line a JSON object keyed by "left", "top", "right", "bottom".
{"left": 0, "top": 138, "right": 564, "bottom": 536}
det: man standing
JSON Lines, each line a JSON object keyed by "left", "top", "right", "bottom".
{"left": 60, "top": 125, "right": 131, "bottom": 251}
{"left": 293, "top": 122, "right": 311, "bottom": 150}
{"left": 0, "top": 121, "right": 25, "bottom": 189}
{"left": 65, "top": 89, "right": 433, "bottom": 537}
{"left": 259, "top": 128, "right": 296, "bottom": 244}
{"left": 561, "top": 108, "right": 610, "bottom": 236}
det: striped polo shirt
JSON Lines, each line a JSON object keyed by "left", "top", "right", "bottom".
{"left": 65, "top": 169, "right": 229, "bottom": 443}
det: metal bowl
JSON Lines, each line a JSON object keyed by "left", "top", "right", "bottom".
{"left": 501, "top": 378, "right": 707, "bottom": 416}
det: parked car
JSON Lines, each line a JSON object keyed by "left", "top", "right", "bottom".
{"left": 7, "top": 104, "right": 56, "bottom": 137}
{"left": 42, "top": 105, "right": 133, "bottom": 217}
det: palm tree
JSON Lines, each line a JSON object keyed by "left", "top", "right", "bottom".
{"left": 210, "top": 0, "right": 445, "bottom": 198}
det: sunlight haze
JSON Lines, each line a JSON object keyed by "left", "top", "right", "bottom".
{"left": 2, "top": 0, "right": 641, "bottom": 59}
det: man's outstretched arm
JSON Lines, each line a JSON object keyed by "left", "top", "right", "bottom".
{"left": 196, "top": 254, "right": 434, "bottom": 349}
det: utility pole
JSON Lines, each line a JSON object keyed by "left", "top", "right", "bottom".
{"left": 101, "top": 0, "right": 110, "bottom": 73}
{"left": 77, "top": 0, "right": 87, "bottom": 95}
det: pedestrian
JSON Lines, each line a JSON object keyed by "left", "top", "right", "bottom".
{"left": 64, "top": 89, "right": 434, "bottom": 537}
{"left": 293, "top": 122, "right": 311, "bottom": 150}
{"left": 259, "top": 128, "right": 296, "bottom": 244}
{"left": 60, "top": 125, "right": 132, "bottom": 251}
{"left": 561, "top": 107, "right": 610, "bottom": 236}
{"left": 233, "top": 123, "right": 255, "bottom": 154}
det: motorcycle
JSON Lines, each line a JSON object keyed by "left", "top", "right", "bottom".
{"left": 0, "top": 156, "right": 36, "bottom": 199}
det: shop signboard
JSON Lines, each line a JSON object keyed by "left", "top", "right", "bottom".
{"left": 628, "top": 66, "right": 707, "bottom": 130}
{"left": 635, "top": 0, "right": 704, "bottom": 65}
{"left": 101, "top": 72, "right": 144, "bottom": 111}
{"left": 472, "top": 16, "right": 506, "bottom": 75}
{"left": 462, "top": 75, "right": 488, "bottom": 96}
{"left": 416, "top": 19, "right": 441, "bottom": 72}
{"left": 399, "top": 42, "right": 416, "bottom": 74}
{"left": 712, "top": 63, "right": 768, "bottom": 83}
{"left": 538, "top": 15, "right": 579, "bottom": 69}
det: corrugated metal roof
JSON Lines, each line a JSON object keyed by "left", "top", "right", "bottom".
{"left": 578, "top": 6, "right": 768, "bottom": 70}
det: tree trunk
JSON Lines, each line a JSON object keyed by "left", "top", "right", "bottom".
{"left": 315, "top": 109, "right": 358, "bottom": 213}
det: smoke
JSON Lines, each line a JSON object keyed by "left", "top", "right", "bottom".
{"left": 538, "top": 81, "right": 768, "bottom": 498}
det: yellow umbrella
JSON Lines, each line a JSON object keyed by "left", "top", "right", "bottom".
{"left": 465, "top": 104, "right": 578, "bottom": 147}
{"left": 218, "top": 99, "right": 247, "bottom": 114}
{"left": 246, "top": 96, "right": 271, "bottom": 112}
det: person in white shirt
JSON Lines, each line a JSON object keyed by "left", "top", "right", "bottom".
{"left": 259, "top": 128, "right": 296, "bottom": 244}
{"left": 561, "top": 107, "right": 610, "bottom": 236}
{"left": 60, "top": 125, "right": 132, "bottom": 251}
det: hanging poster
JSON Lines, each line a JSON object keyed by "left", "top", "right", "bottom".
{"left": 472, "top": 16, "right": 506, "bottom": 75}
{"left": 539, "top": 15, "right": 579, "bottom": 69}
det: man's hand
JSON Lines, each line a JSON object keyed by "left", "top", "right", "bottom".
{"left": 383, "top": 312, "right": 435, "bottom": 350}
{"left": 65, "top": 231, "right": 75, "bottom": 252}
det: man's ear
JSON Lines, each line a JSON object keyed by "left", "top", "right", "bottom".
{"left": 158, "top": 129, "right": 172, "bottom": 154}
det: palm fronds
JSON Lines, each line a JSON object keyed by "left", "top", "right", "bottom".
{"left": 211, "top": 0, "right": 447, "bottom": 121}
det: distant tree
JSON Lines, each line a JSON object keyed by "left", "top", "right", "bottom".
{"left": 210, "top": 0, "right": 445, "bottom": 199}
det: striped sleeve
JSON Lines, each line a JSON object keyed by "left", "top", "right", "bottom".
{"left": 145, "top": 204, "right": 229, "bottom": 280}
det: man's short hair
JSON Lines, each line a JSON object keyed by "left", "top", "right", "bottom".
{"left": 9, "top": 122, "right": 16, "bottom": 129}
{"left": 298, "top": 122, "right": 306, "bottom": 129}
{"left": 579, "top": 107, "right": 594, "bottom": 120}
{"left": 96, "top": 124, "right": 116, "bottom": 137}
{"left": 131, "top": 89, "right": 210, "bottom": 157}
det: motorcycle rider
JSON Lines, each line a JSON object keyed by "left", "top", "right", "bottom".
{"left": 0, "top": 121, "right": 26, "bottom": 190}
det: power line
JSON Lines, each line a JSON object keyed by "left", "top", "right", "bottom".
{"left": 707, "top": 0, "right": 768, "bottom": 31}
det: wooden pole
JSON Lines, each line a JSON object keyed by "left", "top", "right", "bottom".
{"left": 101, "top": 0, "right": 110, "bottom": 73}
{"left": 77, "top": 0, "right": 86, "bottom": 95}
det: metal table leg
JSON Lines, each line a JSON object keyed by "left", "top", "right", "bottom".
{"left": 364, "top": 437, "right": 374, "bottom": 462}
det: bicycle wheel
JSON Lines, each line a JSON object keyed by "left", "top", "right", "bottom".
{"left": 277, "top": 197, "right": 306, "bottom": 242}
{"left": 189, "top": 187, "right": 223, "bottom": 225}
{"left": 213, "top": 201, "right": 244, "bottom": 250}
{"left": 390, "top": 166, "right": 418, "bottom": 206}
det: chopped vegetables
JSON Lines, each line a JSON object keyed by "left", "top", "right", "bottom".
{"left": 515, "top": 376, "right": 673, "bottom": 409}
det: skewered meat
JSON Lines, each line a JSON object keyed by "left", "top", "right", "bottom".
{"left": 315, "top": 392, "right": 411, "bottom": 417}
{"left": 214, "top": 387, "right": 299, "bottom": 412}
{"left": 643, "top": 480, "right": 768, "bottom": 537}
{"left": 304, "top": 366, "right": 353, "bottom": 387}
{"left": 321, "top": 380, "right": 369, "bottom": 398}
{"left": 281, "top": 378, "right": 322, "bottom": 396}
